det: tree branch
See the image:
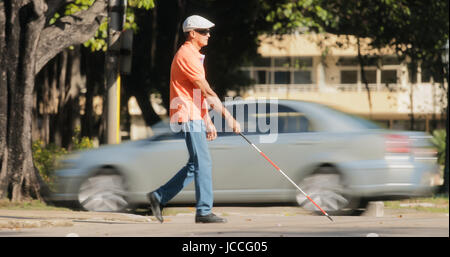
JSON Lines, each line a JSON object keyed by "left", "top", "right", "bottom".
{"left": 35, "top": 0, "right": 107, "bottom": 74}
{"left": 45, "top": 0, "right": 68, "bottom": 23}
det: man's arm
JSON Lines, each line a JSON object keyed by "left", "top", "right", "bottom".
{"left": 193, "top": 79, "right": 241, "bottom": 133}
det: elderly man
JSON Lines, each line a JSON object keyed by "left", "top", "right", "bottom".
{"left": 147, "top": 15, "right": 241, "bottom": 223}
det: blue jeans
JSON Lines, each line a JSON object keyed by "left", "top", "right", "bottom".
{"left": 153, "top": 120, "right": 213, "bottom": 216}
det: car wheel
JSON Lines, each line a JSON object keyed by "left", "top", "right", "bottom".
{"left": 78, "top": 171, "right": 128, "bottom": 212}
{"left": 296, "top": 166, "right": 359, "bottom": 215}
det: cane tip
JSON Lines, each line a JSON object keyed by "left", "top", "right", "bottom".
{"left": 326, "top": 215, "right": 334, "bottom": 222}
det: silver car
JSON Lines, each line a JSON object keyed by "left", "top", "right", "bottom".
{"left": 51, "top": 100, "right": 441, "bottom": 215}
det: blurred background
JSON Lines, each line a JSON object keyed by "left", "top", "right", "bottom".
{"left": 0, "top": 0, "right": 447, "bottom": 202}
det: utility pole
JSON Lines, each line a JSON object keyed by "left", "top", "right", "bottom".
{"left": 105, "top": 0, "right": 126, "bottom": 144}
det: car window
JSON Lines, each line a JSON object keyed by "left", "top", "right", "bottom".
{"left": 210, "top": 103, "right": 260, "bottom": 136}
{"left": 210, "top": 102, "right": 312, "bottom": 136}
{"left": 263, "top": 104, "right": 311, "bottom": 133}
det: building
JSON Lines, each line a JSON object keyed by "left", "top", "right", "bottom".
{"left": 239, "top": 33, "right": 447, "bottom": 131}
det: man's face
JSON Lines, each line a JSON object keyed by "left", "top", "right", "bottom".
{"left": 192, "top": 29, "right": 210, "bottom": 47}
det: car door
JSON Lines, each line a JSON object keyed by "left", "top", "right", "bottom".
{"left": 246, "top": 103, "right": 319, "bottom": 199}
{"left": 262, "top": 103, "right": 320, "bottom": 182}
{"left": 208, "top": 103, "right": 270, "bottom": 199}
{"left": 130, "top": 131, "right": 190, "bottom": 199}
{"left": 208, "top": 101, "right": 314, "bottom": 202}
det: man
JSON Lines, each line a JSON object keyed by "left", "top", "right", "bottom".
{"left": 147, "top": 15, "right": 241, "bottom": 224}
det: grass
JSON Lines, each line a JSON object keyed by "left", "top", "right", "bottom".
{"left": 0, "top": 199, "right": 71, "bottom": 211}
{"left": 384, "top": 195, "right": 449, "bottom": 213}
{"left": 162, "top": 207, "right": 194, "bottom": 216}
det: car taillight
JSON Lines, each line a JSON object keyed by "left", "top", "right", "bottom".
{"left": 385, "top": 134, "right": 410, "bottom": 153}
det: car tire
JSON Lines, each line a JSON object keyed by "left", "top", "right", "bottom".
{"left": 78, "top": 169, "right": 128, "bottom": 212}
{"left": 296, "top": 166, "right": 360, "bottom": 215}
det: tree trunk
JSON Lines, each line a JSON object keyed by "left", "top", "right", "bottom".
{"left": 0, "top": 0, "right": 8, "bottom": 198}
{"left": 356, "top": 37, "right": 373, "bottom": 119}
{"left": 439, "top": 65, "right": 449, "bottom": 195}
{"left": 6, "top": 0, "right": 47, "bottom": 201}
{"left": 0, "top": 0, "right": 107, "bottom": 201}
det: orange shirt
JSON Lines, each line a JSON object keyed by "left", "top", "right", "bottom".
{"left": 169, "top": 41, "right": 208, "bottom": 123}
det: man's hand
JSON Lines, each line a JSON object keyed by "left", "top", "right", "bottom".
{"left": 231, "top": 119, "right": 241, "bottom": 134}
{"left": 224, "top": 115, "right": 241, "bottom": 134}
{"left": 193, "top": 78, "right": 241, "bottom": 135}
{"left": 206, "top": 120, "right": 217, "bottom": 141}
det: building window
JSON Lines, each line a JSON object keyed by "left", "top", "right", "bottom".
{"left": 254, "top": 57, "right": 271, "bottom": 67}
{"left": 337, "top": 57, "right": 377, "bottom": 66}
{"left": 255, "top": 70, "right": 268, "bottom": 84}
{"left": 274, "top": 71, "right": 291, "bottom": 84}
{"left": 243, "top": 56, "right": 313, "bottom": 85}
{"left": 381, "top": 70, "right": 397, "bottom": 84}
{"left": 294, "top": 71, "right": 312, "bottom": 84}
{"left": 340, "top": 70, "right": 358, "bottom": 84}
{"left": 362, "top": 70, "right": 377, "bottom": 84}
{"left": 337, "top": 57, "right": 360, "bottom": 66}
{"left": 274, "top": 57, "right": 290, "bottom": 68}
{"left": 421, "top": 67, "right": 432, "bottom": 83}
{"left": 407, "top": 63, "right": 418, "bottom": 83}
{"left": 293, "top": 57, "right": 313, "bottom": 68}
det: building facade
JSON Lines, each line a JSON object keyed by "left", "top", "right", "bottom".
{"left": 239, "top": 33, "right": 447, "bottom": 131}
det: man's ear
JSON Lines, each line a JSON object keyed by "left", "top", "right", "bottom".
{"left": 189, "top": 30, "right": 196, "bottom": 39}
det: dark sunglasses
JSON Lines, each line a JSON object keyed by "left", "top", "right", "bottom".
{"left": 194, "top": 29, "right": 210, "bottom": 35}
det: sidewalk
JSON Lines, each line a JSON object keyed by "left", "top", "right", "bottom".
{"left": 0, "top": 206, "right": 312, "bottom": 230}
{"left": 0, "top": 209, "right": 153, "bottom": 229}
{"left": 0, "top": 204, "right": 447, "bottom": 230}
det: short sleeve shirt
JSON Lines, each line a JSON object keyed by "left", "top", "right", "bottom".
{"left": 169, "top": 41, "right": 208, "bottom": 123}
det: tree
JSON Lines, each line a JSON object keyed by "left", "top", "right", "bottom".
{"left": 0, "top": 0, "right": 107, "bottom": 201}
{"left": 265, "top": 0, "right": 449, "bottom": 194}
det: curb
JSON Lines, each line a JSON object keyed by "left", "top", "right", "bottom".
{"left": 0, "top": 219, "right": 73, "bottom": 229}
{"left": 0, "top": 210, "right": 154, "bottom": 230}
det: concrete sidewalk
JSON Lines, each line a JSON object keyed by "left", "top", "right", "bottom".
{"left": 0, "top": 209, "right": 154, "bottom": 229}
{"left": 0, "top": 206, "right": 314, "bottom": 230}
{"left": 0, "top": 203, "right": 444, "bottom": 231}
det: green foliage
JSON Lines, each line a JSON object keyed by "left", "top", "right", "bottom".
{"left": 32, "top": 141, "right": 68, "bottom": 187}
{"left": 32, "top": 127, "right": 94, "bottom": 188}
{"left": 65, "top": 0, "right": 96, "bottom": 14}
{"left": 71, "top": 127, "right": 94, "bottom": 151}
{"left": 49, "top": 0, "right": 155, "bottom": 52}
{"left": 264, "top": 0, "right": 448, "bottom": 83}
{"left": 264, "top": 0, "right": 335, "bottom": 34}
{"left": 83, "top": 20, "right": 109, "bottom": 52}
{"left": 431, "top": 129, "right": 446, "bottom": 166}
{"left": 129, "top": 0, "right": 155, "bottom": 10}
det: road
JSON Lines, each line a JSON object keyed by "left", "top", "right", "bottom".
{"left": 0, "top": 206, "right": 448, "bottom": 237}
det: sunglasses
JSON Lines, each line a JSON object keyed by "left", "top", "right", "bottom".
{"left": 194, "top": 29, "right": 211, "bottom": 35}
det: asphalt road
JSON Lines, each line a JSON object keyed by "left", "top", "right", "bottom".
{"left": 0, "top": 206, "right": 448, "bottom": 237}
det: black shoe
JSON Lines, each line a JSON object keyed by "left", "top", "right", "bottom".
{"left": 147, "top": 192, "right": 163, "bottom": 223}
{"left": 195, "top": 213, "right": 227, "bottom": 223}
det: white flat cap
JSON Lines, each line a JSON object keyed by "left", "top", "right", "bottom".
{"left": 182, "top": 15, "right": 215, "bottom": 32}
